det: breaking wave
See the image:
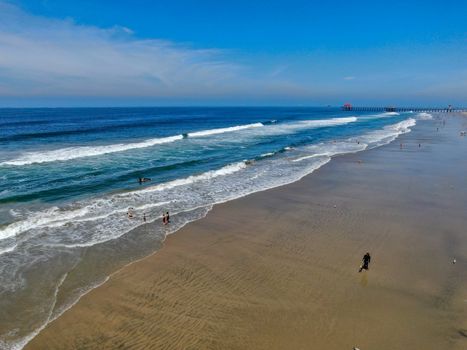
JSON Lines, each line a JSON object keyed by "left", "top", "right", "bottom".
{"left": 417, "top": 112, "right": 433, "bottom": 120}
{"left": 187, "top": 123, "right": 263, "bottom": 137}
{"left": 0, "top": 135, "right": 184, "bottom": 166}
{"left": 1, "top": 118, "right": 356, "bottom": 167}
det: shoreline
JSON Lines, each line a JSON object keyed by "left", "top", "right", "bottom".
{"left": 25, "top": 114, "right": 467, "bottom": 350}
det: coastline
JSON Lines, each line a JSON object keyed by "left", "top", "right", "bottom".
{"left": 25, "top": 114, "right": 467, "bottom": 350}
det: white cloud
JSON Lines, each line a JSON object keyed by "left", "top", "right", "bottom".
{"left": 0, "top": 1, "right": 251, "bottom": 99}
{"left": 343, "top": 76, "right": 355, "bottom": 80}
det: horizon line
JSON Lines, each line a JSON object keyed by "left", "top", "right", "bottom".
{"left": 0, "top": 104, "right": 464, "bottom": 109}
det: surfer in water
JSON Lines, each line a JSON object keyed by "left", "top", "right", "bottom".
{"left": 138, "top": 177, "right": 151, "bottom": 184}
{"left": 359, "top": 252, "right": 371, "bottom": 272}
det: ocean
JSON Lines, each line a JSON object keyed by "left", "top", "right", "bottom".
{"left": 0, "top": 107, "right": 425, "bottom": 349}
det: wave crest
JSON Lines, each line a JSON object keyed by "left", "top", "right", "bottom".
{"left": 0, "top": 123, "right": 263, "bottom": 167}
{"left": 0, "top": 119, "right": 356, "bottom": 167}
{"left": 1, "top": 135, "right": 184, "bottom": 166}
{"left": 187, "top": 123, "right": 263, "bottom": 137}
{"left": 417, "top": 112, "right": 433, "bottom": 120}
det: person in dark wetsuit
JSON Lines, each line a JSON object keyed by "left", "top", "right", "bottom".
{"left": 165, "top": 211, "right": 170, "bottom": 224}
{"left": 359, "top": 252, "right": 371, "bottom": 272}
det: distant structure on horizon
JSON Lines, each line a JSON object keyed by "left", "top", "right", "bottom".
{"left": 342, "top": 103, "right": 464, "bottom": 112}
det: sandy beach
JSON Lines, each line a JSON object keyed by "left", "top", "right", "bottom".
{"left": 25, "top": 114, "right": 467, "bottom": 350}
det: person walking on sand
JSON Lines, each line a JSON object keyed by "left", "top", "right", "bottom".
{"left": 359, "top": 252, "right": 371, "bottom": 272}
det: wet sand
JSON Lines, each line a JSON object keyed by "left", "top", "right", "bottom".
{"left": 26, "top": 115, "right": 467, "bottom": 350}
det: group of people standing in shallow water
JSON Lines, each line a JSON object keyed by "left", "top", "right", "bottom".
{"left": 162, "top": 211, "right": 170, "bottom": 225}
{"left": 134, "top": 177, "right": 171, "bottom": 225}
{"left": 127, "top": 208, "right": 170, "bottom": 226}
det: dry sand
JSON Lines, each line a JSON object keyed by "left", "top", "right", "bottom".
{"left": 26, "top": 115, "right": 467, "bottom": 350}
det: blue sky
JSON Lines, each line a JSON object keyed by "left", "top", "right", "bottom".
{"left": 0, "top": 0, "right": 466, "bottom": 106}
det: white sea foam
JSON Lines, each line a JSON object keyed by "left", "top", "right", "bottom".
{"left": 292, "top": 140, "right": 368, "bottom": 163}
{"left": 0, "top": 244, "right": 17, "bottom": 255}
{"left": 293, "top": 118, "right": 416, "bottom": 162}
{"left": 187, "top": 123, "right": 263, "bottom": 137}
{"left": 1, "top": 135, "right": 184, "bottom": 166}
{"left": 138, "top": 162, "right": 248, "bottom": 194}
{"left": 359, "top": 118, "right": 416, "bottom": 147}
{"left": 292, "top": 154, "right": 327, "bottom": 162}
{"left": 0, "top": 205, "right": 90, "bottom": 240}
{"left": 359, "top": 111, "right": 401, "bottom": 120}
{"left": 0, "top": 163, "right": 246, "bottom": 242}
{"left": 291, "top": 117, "right": 357, "bottom": 128}
{"left": 242, "top": 117, "right": 357, "bottom": 138}
{"left": 392, "top": 118, "right": 416, "bottom": 130}
{"left": 417, "top": 112, "right": 433, "bottom": 120}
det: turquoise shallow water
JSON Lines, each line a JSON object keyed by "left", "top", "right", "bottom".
{"left": 0, "top": 107, "right": 422, "bottom": 349}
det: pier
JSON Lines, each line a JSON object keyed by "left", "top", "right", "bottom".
{"left": 341, "top": 104, "right": 466, "bottom": 113}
